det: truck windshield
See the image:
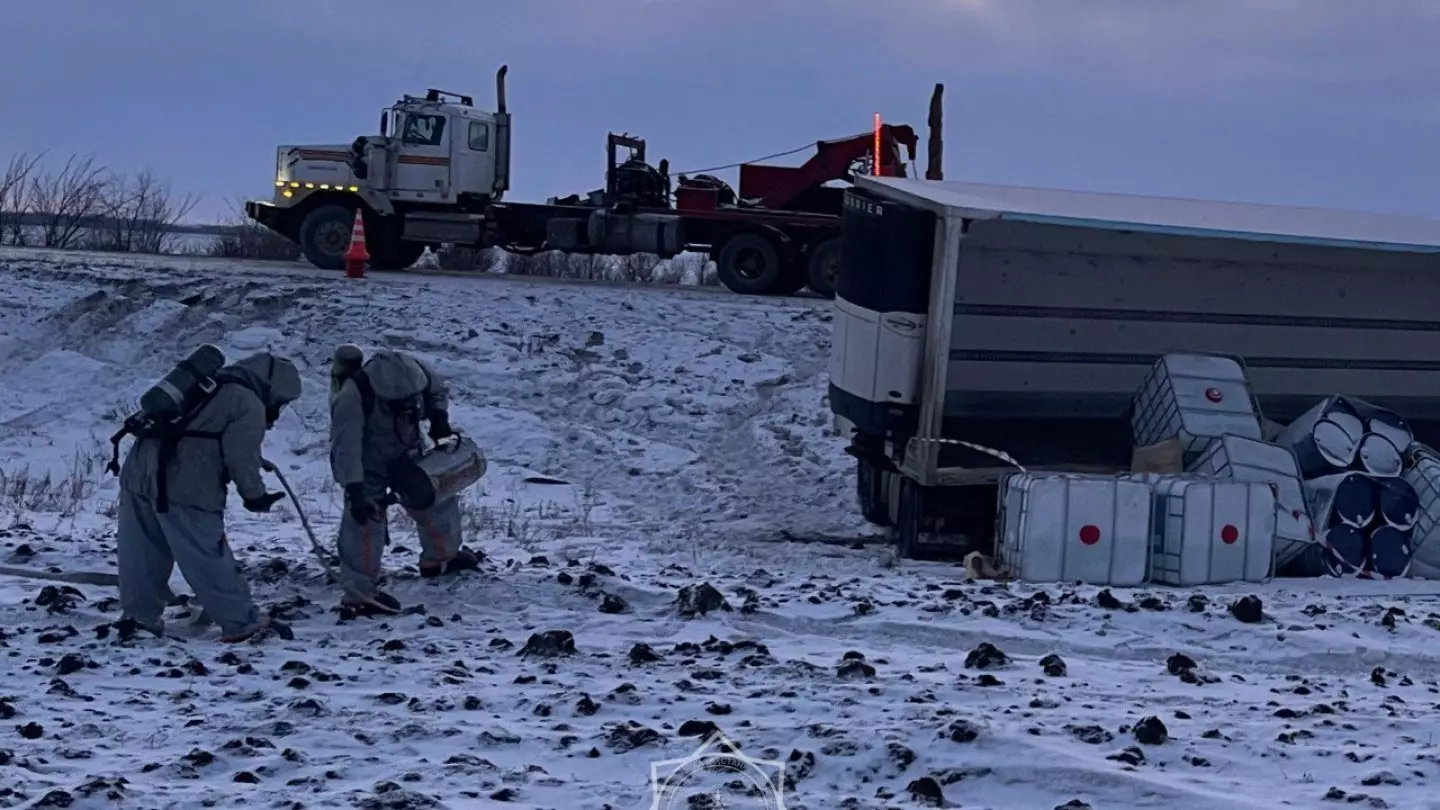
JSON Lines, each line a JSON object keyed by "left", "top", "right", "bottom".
{"left": 401, "top": 114, "right": 446, "bottom": 146}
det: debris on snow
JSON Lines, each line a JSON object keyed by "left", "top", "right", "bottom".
{"left": 675, "top": 582, "right": 731, "bottom": 616}
{"left": 0, "top": 255, "right": 1435, "bottom": 809}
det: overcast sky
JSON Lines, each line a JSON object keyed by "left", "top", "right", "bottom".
{"left": 4, "top": 0, "right": 1438, "bottom": 223}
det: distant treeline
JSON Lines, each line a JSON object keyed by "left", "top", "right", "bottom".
{"left": 0, "top": 210, "right": 229, "bottom": 235}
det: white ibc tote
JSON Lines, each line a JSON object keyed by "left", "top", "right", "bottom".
{"left": 997, "top": 473, "right": 1152, "bottom": 585}
{"left": 1131, "top": 474, "right": 1277, "bottom": 585}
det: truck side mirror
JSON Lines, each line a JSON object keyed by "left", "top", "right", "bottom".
{"left": 380, "top": 112, "right": 388, "bottom": 137}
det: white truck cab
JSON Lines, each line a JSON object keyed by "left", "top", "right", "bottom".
{"left": 247, "top": 66, "right": 512, "bottom": 271}
{"left": 362, "top": 92, "right": 506, "bottom": 205}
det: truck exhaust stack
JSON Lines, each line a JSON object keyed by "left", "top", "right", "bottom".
{"left": 926, "top": 83, "right": 943, "bottom": 181}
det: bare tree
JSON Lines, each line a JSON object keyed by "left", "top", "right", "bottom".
{"left": 89, "top": 171, "right": 137, "bottom": 252}
{"left": 131, "top": 172, "right": 199, "bottom": 254}
{"left": 0, "top": 152, "right": 43, "bottom": 246}
{"left": 208, "top": 197, "right": 302, "bottom": 261}
{"left": 91, "top": 170, "right": 199, "bottom": 253}
{"left": 28, "top": 154, "right": 109, "bottom": 249}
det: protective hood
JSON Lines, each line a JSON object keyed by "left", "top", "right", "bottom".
{"left": 362, "top": 350, "right": 428, "bottom": 400}
{"left": 224, "top": 352, "right": 303, "bottom": 408}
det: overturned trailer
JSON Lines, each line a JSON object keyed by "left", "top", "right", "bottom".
{"left": 829, "top": 177, "right": 1440, "bottom": 558}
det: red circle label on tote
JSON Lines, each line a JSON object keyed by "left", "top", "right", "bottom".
{"left": 1221, "top": 525, "right": 1239, "bottom": 544}
{"left": 1079, "top": 525, "right": 1101, "bottom": 545}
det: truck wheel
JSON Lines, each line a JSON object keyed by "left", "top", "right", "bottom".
{"left": 298, "top": 205, "right": 356, "bottom": 271}
{"left": 716, "top": 233, "right": 783, "bottom": 295}
{"left": 895, "top": 477, "right": 925, "bottom": 559}
{"left": 805, "top": 238, "right": 840, "bottom": 298}
{"left": 857, "top": 458, "right": 892, "bottom": 527}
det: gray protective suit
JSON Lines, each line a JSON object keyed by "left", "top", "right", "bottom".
{"left": 116, "top": 352, "right": 303, "bottom": 638}
{"left": 330, "top": 349, "right": 462, "bottom": 597}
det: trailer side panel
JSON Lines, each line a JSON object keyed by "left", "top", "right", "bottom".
{"left": 943, "top": 218, "right": 1440, "bottom": 432}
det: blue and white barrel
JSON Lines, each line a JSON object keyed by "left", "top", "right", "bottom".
{"left": 1368, "top": 525, "right": 1413, "bottom": 579}
{"left": 1362, "top": 405, "right": 1415, "bottom": 456}
{"left": 1304, "top": 472, "right": 1376, "bottom": 529}
{"left": 1276, "top": 396, "right": 1364, "bottom": 479}
{"left": 1377, "top": 477, "right": 1420, "bottom": 530}
{"left": 1355, "top": 433, "right": 1403, "bottom": 478}
{"left": 1322, "top": 524, "right": 1367, "bottom": 576}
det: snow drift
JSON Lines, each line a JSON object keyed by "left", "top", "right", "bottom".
{"left": 0, "top": 252, "right": 1439, "bottom": 810}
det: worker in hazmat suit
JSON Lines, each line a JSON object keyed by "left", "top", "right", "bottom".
{"left": 329, "top": 346, "right": 479, "bottom": 613}
{"left": 116, "top": 351, "right": 303, "bottom": 643}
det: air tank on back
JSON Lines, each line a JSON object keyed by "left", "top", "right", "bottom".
{"left": 331, "top": 344, "right": 365, "bottom": 397}
{"left": 139, "top": 344, "right": 226, "bottom": 421}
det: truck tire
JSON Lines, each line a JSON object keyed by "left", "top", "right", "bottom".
{"left": 895, "top": 477, "right": 926, "bottom": 560}
{"left": 805, "top": 237, "right": 840, "bottom": 298}
{"left": 857, "top": 458, "right": 892, "bottom": 526}
{"left": 298, "top": 205, "right": 356, "bottom": 271}
{"left": 715, "top": 232, "right": 784, "bottom": 295}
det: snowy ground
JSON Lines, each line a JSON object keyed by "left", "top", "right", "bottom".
{"left": 3, "top": 250, "right": 1440, "bottom": 810}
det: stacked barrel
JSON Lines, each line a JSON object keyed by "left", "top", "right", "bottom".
{"left": 1276, "top": 396, "right": 1418, "bottom": 578}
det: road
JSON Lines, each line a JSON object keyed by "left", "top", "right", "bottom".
{"left": 0, "top": 245, "right": 831, "bottom": 307}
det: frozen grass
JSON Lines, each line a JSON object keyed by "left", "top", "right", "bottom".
{"left": 0, "top": 449, "right": 105, "bottom": 522}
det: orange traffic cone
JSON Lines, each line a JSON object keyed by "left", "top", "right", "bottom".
{"left": 343, "top": 209, "right": 369, "bottom": 278}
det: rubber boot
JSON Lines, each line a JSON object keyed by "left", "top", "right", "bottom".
{"left": 419, "top": 548, "right": 481, "bottom": 579}
{"left": 111, "top": 616, "right": 164, "bottom": 642}
{"left": 220, "top": 613, "right": 295, "bottom": 644}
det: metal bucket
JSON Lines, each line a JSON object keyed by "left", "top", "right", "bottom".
{"left": 1321, "top": 524, "right": 1367, "bottom": 576}
{"left": 1275, "top": 396, "right": 1363, "bottom": 478}
{"left": 390, "top": 434, "right": 488, "bottom": 511}
{"left": 1355, "top": 433, "right": 1402, "bottom": 478}
{"left": 1368, "top": 525, "right": 1413, "bottom": 579}
{"left": 1304, "top": 472, "right": 1376, "bottom": 529}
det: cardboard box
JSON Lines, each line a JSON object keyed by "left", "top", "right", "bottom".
{"left": 1131, "top": 437, "right": 1183, "bottom": 474}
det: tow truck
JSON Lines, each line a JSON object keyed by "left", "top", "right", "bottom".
{"left": 243, "top": 66, "right": 918, "bottom": 296}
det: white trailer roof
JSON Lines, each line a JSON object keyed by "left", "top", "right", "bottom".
{"left": 857, "top": 176, "right": 1440, "bottom": 254}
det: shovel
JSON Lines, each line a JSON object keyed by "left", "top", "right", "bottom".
{"left": 263, "top": 459, "right": 400, "bottom": 615}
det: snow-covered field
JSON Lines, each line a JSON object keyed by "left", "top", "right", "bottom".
{"left": 3, "top": 249, "right": 1440, "bottom": 810}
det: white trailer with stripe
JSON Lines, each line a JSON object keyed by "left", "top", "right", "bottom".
{"left": 830, "top": 177, "right": 1440, "bottom": 557}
